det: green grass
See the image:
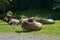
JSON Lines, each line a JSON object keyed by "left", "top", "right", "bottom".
{"left": 36, "top": 20, "right": 60, "bottom": 35}
{"left": 0, "top": 22, "right": 22, "bottom": 33}
{"left": 0, "top": 20, "right": 60, "bottom": 36}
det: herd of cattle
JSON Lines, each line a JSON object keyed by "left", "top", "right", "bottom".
{"left": 0, "top": 17, "right": 55, "bottom": 31}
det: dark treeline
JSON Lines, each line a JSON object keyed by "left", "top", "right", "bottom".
{"left": 0, "top": 0, "right": 60, "bottom": 11}
{"left": 13, "top": 0, "right": 60, "bottom": 10}
{"left": 0, "top": 0, "right": 60, "bottom": 19}
{"left": 13, "top": 0, "right": 53, "bottom": 10}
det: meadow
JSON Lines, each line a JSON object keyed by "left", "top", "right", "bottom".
{"left": 0, "top": 20, "right": 60, "bottom": 36}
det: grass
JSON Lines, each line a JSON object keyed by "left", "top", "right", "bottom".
{"left": 0, "top": 20, "right": 60, "bottom": 36}
{"left": 36, "top": 20, "right": 60, "bottom": 35}
{"left": 0, "top": 22, "right": 22, "bottom": 34}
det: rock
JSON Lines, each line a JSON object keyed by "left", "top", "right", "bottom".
{"left": 22, "top": 21, "right": 42, "bottom": 31}
{"left": 47, "top": 19, "right": 55, "bottom": 24}
{"left": 0, "top": 20, "right": 3, "bottom": 22}
{"left": 38, "top": 18, "right": 55, "bottom": 24}
{"left": 8, "top": 19, "right": 20, "bottom": 25}
{"left": 19, "top": 17, "right": 34, "bottom": 24}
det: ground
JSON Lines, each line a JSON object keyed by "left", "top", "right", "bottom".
{"left": 0, "top": 20, "right": 60, "bottom": 40}
{"left": 0, "top": 33, "right": 60, "bottom": 40}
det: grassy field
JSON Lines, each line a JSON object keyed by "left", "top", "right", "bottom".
{"left": 0, "top": 20, "right": 60, "bottom": 36}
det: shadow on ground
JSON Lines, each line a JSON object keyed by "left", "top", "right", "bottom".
{"left": 15, "top": 31, "right": 31, "bottom": 33}
{"left": 15, "top": 29, "right": 41, "bottom": 34}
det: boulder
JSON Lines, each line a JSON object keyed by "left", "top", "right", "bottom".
{"left": 19, "top": 17, "right": 34, "bottom": 24}
{"left": 38, "top": 18, "right": 55, "bottom": 24}
{"left": 22, "top": 21, "right": 42, "bottom": 31}
{"left": 8, "top": 19, "right": 20, "bottom": 25}
{"left": 0, "top": 20, "right": 3, "bottom": 22}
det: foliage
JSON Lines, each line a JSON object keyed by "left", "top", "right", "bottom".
{"left": 6, "top": 11, "right": 13, "bottom": 17}
{"left": 0, "top": 0, "right": 60, "bottom": 19}
{"left": 20, "top": 15, "right": 27, "bottom": 19}
{"left": 0, "top": 0, "right": 60, "bottom": 11}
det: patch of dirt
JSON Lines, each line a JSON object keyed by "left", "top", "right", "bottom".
{"left": 0, "top": 33, "right": 60, "bottom": 40}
